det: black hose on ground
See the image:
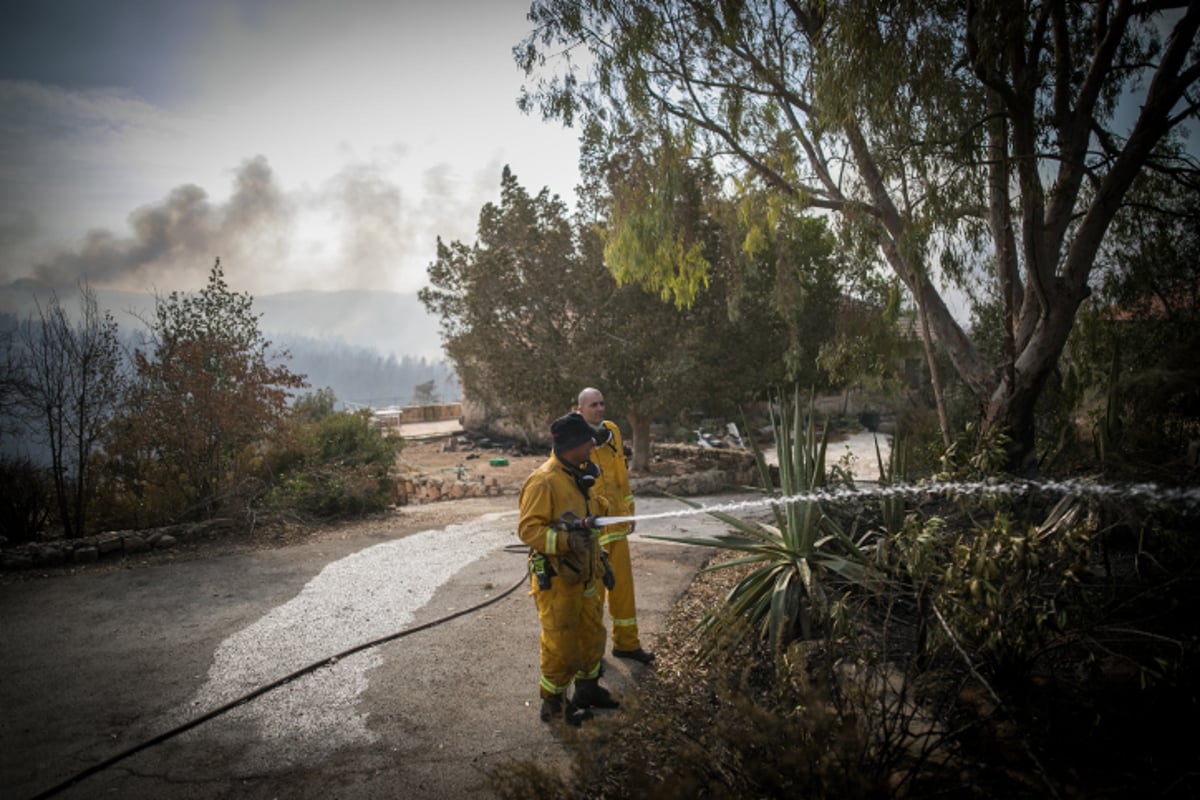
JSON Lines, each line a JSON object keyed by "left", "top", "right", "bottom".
{"left": 29, "top": 555, "right": 531, "bottom": 800}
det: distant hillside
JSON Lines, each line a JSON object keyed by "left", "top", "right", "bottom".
{"left": 0, "top": 284, "right": 445, "bottom": 363}
{"left": 1, "top": 285, "right": 456, "bottom": 410}
{"left": 282, "top": 336, "right": 460, "bottom": 408}
{"left": 255, "top": 290, "right": 445, "bottom": 363}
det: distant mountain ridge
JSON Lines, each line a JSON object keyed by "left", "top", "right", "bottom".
{"left": 0, "top": 285, "right": 448, "bottom": 363}
{"left": 1, "top": 284, "right": 453, "bottom": 408}
{"left": 254, "top": 289, "right": 445, "bottom": 362}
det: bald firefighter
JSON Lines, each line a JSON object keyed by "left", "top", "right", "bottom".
{"left": 577, "top": 387, "right": 655, "bottom": 664}
{"left": 518, "top": 412, "right": 621, "bottom": 725}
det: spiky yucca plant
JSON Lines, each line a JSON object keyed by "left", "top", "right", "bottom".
{"left": 653, "top": 386, "right": 876, "bottom": 653}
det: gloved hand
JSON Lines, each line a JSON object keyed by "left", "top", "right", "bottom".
{"left": 556, "top": 511, "right": 597, "bottom": 532}
{"left": 600, "top": 550, "right": 616, "bottom": 590}
{"left": 568, "top": 528, "right": 593, "bottom": 560}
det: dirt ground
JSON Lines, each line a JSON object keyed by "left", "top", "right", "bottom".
{"left": 1, "top": 427, "right": 897, "bottom": 800}
{"left": 0, "top": 434, "right": 744, "bottom": 800}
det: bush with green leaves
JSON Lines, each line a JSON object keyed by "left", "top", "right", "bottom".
{"left": 892, "top": 497, "right": 1094, "bottom": 679}
{"left": 262, "top": 392, "right": 400, "bottom": 518}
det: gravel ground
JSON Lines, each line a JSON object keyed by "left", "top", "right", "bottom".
{"left": 0, "top": 431, "right": 894, "bottom": 799}
{"left": 0, "top": 456, "right": 727, "bottom": 799}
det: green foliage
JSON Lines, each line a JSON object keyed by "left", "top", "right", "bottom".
{"left": 602, "top": 132, "right": 713, "bottom": 308}
{"left": 419, "top": 167, "right": 597, "bottom": 430}
{"left": 102, "top": 259, "right": 308, "bottom": 524}
{"left": 587, "top": 124, "right": 851, "bottom": 392}
{"left": 736, "top": 204, "right": 846, "bottom": 389}
{"left": 517, "top": 0, "right": 1200, "bottom": 468}
{"left": 292, "top": 386, "right": 338, "bottom": 422}
{"left": 409, "top": 379, "right": 438, "bottom": 406}
{"left": 936, "top": 422, "right": 1011, "bottom": 480}
{"left": 873, "top": 435, "right": 910, "bottom": 540}
{"left": 653, "top": 387, "right": 877, "bottom": 652}
{"left": 420, "top": 166, "right": 788, "bottom": 447}
{"left": 262, "top": 398, "right": 400, "bottom": 518}
{"left": 893, "top": 498, "right": 1094, "bottom": 679}
{"left": 1051, "top": 177, "right": 1200, "bottom": 477}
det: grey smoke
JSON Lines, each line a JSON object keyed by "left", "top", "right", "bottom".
{"left": 9, "top": 152, "right": 498, "bottom": 304}
{"left": 25, "top": 155, "right": 292, "bottom": 295}
{"left": 327, "top": 162, "right": 414, "bottom": 289}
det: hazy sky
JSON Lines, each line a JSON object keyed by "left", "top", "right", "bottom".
{"left": 0, "top": 0, "right": 582, "bottom": 303}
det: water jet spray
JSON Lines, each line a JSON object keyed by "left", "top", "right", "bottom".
{"left": 591, "top": 477, "right": 1200, "bottom": 529}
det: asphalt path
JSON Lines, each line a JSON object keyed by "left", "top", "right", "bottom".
{"left": 1, "top": 494, "right": 748, "bottom": 800}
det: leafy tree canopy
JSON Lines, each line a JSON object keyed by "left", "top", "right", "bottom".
{"left": 518, "top": 0, "right": 1200, "bottom": 467}
{"left": 112, "top": 259, "right": 307, "bottom": 520}
{"left": 420, "top": 166, "right": 791, "bottom": 464}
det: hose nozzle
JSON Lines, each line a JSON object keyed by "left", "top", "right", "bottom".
{"left": 555, "top": 511, "right": 600, "bottom": 531}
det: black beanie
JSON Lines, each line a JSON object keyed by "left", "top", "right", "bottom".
{"left": 550, "top": 412, "right": 595, "bottom": 453}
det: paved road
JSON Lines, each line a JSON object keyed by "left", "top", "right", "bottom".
{"left": 1, "top": 495, "right": 744, "bottom": 800}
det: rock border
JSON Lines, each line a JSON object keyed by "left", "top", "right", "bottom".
{"left": 1, "top": 445, "right": 761, "bottom": 572}
{"left": 0, "top": 519, "right": 234, "bottom": 571}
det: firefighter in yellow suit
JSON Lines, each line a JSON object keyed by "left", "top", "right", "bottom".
{"left": 577, "top": 387, "right": 656, "bottom": 664}
{"left": 518, "top": 411, "right": 621, "bottom": 725}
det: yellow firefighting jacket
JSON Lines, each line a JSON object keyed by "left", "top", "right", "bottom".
{"left": 518, "top": 452, "right": 609, "bottom": 586}
{"left": 590, "top": 420, "right": 634, "bottom": 547}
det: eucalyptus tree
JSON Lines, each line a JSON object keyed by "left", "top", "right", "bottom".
{"left": 577, "top": 218, "right": 790, "bottom": 470}
{"left": 517, "top": 0, "right": 1200, "bottom": 469}
{"left": 585, "top": 123, "right": 837, "bottom": 390}
{"left": 578, "top": 126, "right": 787, "bottom": 465}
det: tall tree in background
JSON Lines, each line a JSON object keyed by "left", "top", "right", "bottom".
{"left": 518, "top": 0, "right": 1200, "bottom": 469}
{"left": 420, "top": 166, "right": 790, "bottom": 465}
{"left": 579, "top": 125, "right": 810, "bottom": 466}
{"left": 0, "top": 316, "right": 21, "bottom": 441}
{"left": 13, "top": 286, "right": 124, "bottom": 537}
{"left": 590, "top": 123, "right": 844, "bottom": 391}
{"left": 420, "top": 166, "right": 592, "bottom": 432}
{"left": 410, "top": 379, "right": 439, "bottom": 406}
{"left": 576, "top": 220, "right": 790, "bottom": 470}
{"left": 107, "top": 259, "right": 307, "bottom": 521}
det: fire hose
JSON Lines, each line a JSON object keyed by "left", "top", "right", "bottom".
{"left": 28, "top": 547, "right": 532, "bottom": 800}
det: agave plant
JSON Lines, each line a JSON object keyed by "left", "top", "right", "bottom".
{"left": 652, "top": 386, "right": 876, "bottom": 653}
{"left": 875, "top": 433, "right": 909, "bottom": 537}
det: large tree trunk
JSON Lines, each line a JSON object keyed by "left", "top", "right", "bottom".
{"left": 986, "top": 286, "right": 1087, "bottom": 471}
{"left": 626, "top": 409, "right": 653, "bottom": 473}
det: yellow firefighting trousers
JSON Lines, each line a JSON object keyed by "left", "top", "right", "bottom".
{"left": 602, "top": 534, "right": 642, "bottom": 651}
{"left": 534, "top": 575, "right": 607, "bottom": 698}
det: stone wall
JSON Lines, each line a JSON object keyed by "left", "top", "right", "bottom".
{"left": 0, "top": 519, "right": 234, "bottom": 571}
{"left": 0, "top": 445, "right": 763, "bottom": 571}
{"left": 396, "top": 472, "right": 509, "bottom": 504}
{"left": 396, "top": 444, "right": 763, "bottom": 506}
{"left": 647, "top": 444, "right": 761, "bottom": 484}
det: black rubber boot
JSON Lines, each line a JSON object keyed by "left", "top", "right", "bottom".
{"left": 613, "top": 647, "right": 656, "bottom": 664}
{"left": 540, "top": 694, "right": 593, "bottom": 726}
{"left": 572, "top": 678, "right": 621, "bottom": 710}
